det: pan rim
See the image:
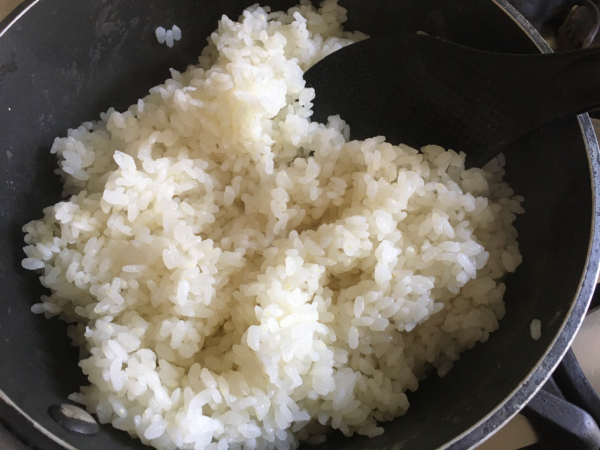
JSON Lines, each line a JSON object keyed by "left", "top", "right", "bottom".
{"left": 0, "top": 0, "right": 39, "bottom": 39}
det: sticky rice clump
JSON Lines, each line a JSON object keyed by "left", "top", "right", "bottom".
{"left": 22, "top": 1, "right": 523, "bottom": 449}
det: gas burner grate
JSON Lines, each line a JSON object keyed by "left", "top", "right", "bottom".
{"left": 508, "top": 0, "right": 600, "bottom": 51}
{"left": 521, "top": 347, "right": 600, "bottom": 450}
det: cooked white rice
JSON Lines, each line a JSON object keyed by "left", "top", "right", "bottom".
{"left": 155, "top": 26, "right": 167, "bottom": 45}
{"left": 22, "top": 2, "right": 524, "bottom": 449}
{"left": 172, "top": 25, "right": 182, "bottom": 42}
{"left": 165, "top": 30, "right": 175, "bottom": 48}
{"left": 156, "top": 25, "right": 182, "bottom": 48}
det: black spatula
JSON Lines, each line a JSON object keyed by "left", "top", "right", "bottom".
{"left": 304, "top": 34, "right": 600, "bottom": 167}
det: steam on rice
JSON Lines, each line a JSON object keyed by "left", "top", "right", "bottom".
{"left": 22, "top": 1, "right": 523, "bottom": 449}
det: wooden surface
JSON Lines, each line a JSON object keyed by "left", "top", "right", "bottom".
{"left": 0, "top": 0, "right": 24, "bottom": 23}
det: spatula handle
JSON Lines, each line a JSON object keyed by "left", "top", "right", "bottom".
{"left": 466, "top": 47, "right": 600, "bottom": 167}
{"left": 539, "top": 47, "right": 600, "bottom": 119}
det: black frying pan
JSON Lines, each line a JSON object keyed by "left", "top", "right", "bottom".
{"left": 0, "top": 1, "right": 599, "bottom": 449}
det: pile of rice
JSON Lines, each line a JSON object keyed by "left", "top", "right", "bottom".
{"left": 21, "top": 1, "right": 523, "bottom": 449}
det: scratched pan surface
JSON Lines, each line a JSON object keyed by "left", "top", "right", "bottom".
{"left": 0, "top": 1, "right": 599, "bottom": 449}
